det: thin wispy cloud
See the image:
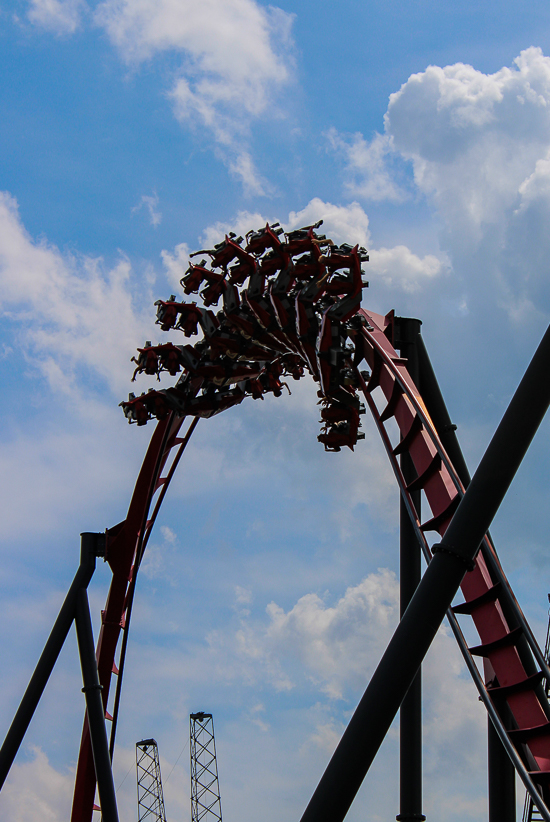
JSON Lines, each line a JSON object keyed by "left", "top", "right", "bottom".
{"left": 26, "top": 0, "right": 86, "bottom": 33}
{"left": 95, "top": 0, "right": 296, "bottom": 193}
{"left": 132, "top": 192, "right": 162, "bottom": 227}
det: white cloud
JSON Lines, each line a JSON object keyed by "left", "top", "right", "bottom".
{"left": 191, "top": 566, "right": 486, "bottom": 819}
{"left": 235, "top": 586, "right": 253, "bottom": 605}
{"left": 326, "top": 129, "right": 408, "bottom": 203}
{"left": 369, "top": 245, "right": 446, "bottom": 292}
{"left": 517, "top": 150, "right": 550, "bottom": 205}
{"left": 259, "top": 570, "right": 400, "bottom": 699}
{"left": 95, "top": 0, "right": 294, "bottom": 187}
{"left": 205, "top": 571, "right": 400, "bottom": 699}
{"left": 132, "top": 192, "right": 162, "bottom": 227}
{"left": 0, "top": 191, "right": 152, "bottom": 396}
{"left": 27, "top": 0, "right": 86, "bottom": 33}
{"left": 190, "top": 199, "right": 372, "bottom": 252}
{"left": 386, "top": 48, "right": 550, "bottom": 237}
{"left": 228, "top": 152, "right": 270, "bottom": 197}
{"left": 0, "top": 747, "right": 74, "bottom": 821}
{"left": 198, "top": 210, "right": 267, "bottom": 250}
{"left": 161, "top": 241, "right": 191, "bottom": 290}
{"left": 364, "top": 47, "right": 550, "bottom": 321}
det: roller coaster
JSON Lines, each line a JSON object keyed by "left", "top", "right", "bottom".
{"left": 1, "top": 218, "right": 550, "bottom": 821}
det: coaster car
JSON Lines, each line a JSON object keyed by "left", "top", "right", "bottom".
{"left": 269, "top": 265, "right": 297, "bottom": 331}
{"left": 317, "top": 419, "right": 365, "bottom": 452}
{"left": 283, "top": 220, "right": 329, "bottom": 256}
{"left": 186, "top": 386, "right": 246, "bottom": 418}
{"left": 119, "top": 393, "right": 151, "bottom": 426}
{"left": 293, "top": 251, "right": 325, "bottom": 281}
{"left": 131, "top": 342, "right": 159, "bottom": 381}
{"left": 260, "top": 248, "right": 288, "bottom": 277}
{"left": 208, "top": 332, "right": 270, "bottom": 361}
{"left": 241, "top": 360, "right": 290, "bottom": 399}
{"left": 323, "top": 243, "right": 369, "bottom": 272}
{"left": 190, "top": 233, "right": 252, "bottom": 270}
{"left": 122, "top": 214, "right": 372, "bottom": 445}
{"left": 245, "top": 222, "right": 284, "bottom": 255}
{"left": 154, "top": 297, "right": 184, "bottom": 331}
{"left": 142, "top": 389, "right": 173, "bottom": 420}
{"left": 199, "top": 271, "right": 227, "bottom": 307}
{"left": 280, "top": 353, "right": 305, "bottom": 380}
{"left": 180, "top": 262, "right": 212, "bottom": 295}
{"left": 243, "top": 268, "right": 274, "bottom": 330}
{"left": 131, "top": 342, "right": 188, "bottom": 380}
{"left": 316, "top": 312, "right": 358, "bottom": 395}
{"left": 175, "top": 304, "right": 203, "bottom": 337}
{"left": 259, "top": 361, "right": 290, "bottom": 398}
{"left": 154, "top": 343, "right": 187, "bottom": 376}
{"left": 228, "top": 257, "right": 256, "bottom": 286}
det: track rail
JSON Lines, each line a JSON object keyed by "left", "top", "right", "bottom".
{"left": 358, "top": 307, "right": 550, "bottom": 818}
{"left": 71, "top": 413, "right": 198, "bottom": 820}
{"left": 67, "top": 218, "right": 550, "bottom": 820}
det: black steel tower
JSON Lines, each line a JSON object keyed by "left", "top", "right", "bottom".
{"left": 136, "top": 738, "right": 167, "bottom": 822}
{"left": 190, "top": 712, "right": 222, "bottom": 822}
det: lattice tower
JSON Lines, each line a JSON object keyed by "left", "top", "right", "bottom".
{"left": 190, "top": 712, "right": 222, "bottom": 822}
{"left": 136, "top": 738, "right": 167, "bottom": 822}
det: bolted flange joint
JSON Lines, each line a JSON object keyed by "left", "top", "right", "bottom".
{"left": 432, "top": 541, "right": 475, "bottom": 572}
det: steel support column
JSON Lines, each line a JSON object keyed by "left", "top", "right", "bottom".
{"left": 488, "top": 715, "right": 516, "bottom": 822}
{"left": 75, "top": 588, "right": 119, "bottom": 822}
{"left": 395, "top": 317, "right": 425, "bottom": 822}
{"left": 300, "top": 324, "right": 550, "bottom": 822}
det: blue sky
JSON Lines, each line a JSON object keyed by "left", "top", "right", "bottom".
{"left": 3, "top": 1, "right": 550, "bottom": 820}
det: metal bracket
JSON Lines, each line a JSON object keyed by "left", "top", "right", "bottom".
{"left": 432, "top": 541, "right": 476, "bottom": 572}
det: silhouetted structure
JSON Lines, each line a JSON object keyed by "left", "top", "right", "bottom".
{"left": 190, "top": 713, "right": 222, "bottom": 822}
{"left": 136, "top": 738, "right": 167, "bottom": 822}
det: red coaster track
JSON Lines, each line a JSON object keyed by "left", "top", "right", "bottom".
{"left": 69, "top": 221, "right": 550, "bottom": 820}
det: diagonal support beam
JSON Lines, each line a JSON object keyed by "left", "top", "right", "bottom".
{"left": 75, "top": 588, "right": 119, "bottom": 822}
{"left": 300, "top": 323, "right": 550, "bottom": 822}
{"left": 0, "top": 532, "right": 102, "bottom": 790}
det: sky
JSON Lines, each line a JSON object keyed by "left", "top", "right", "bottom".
{"left": 3, "top": 0, "right": 550, "bottom": 820}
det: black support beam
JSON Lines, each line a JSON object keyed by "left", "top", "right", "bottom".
{"left": 300, "top": 324, "right": 550, "bottom": 822}
{"left": 0, "top": 533, "right": 100, "bottom": 790}
{"left": 396, "top": 317, "right": 425, "bottom": 822}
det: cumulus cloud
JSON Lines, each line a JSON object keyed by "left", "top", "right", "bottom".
{"left": 369, "top": 245, "right": 446, "bottom": 292}
{"left": 26, "top": 0, "right": 86, "bottom": 33}
{"left": 258, "top": 569, "right": 400, "bottom": 699}
{"left": 352, "top": 46, "right": 550, "bottom": 321}
{"left": 95, "top": 0, "right": 295, "bottom": 190}
{"left": 200, "top": 566, "right": 486, "bottom": 810}
{"left": 0, "top": 747, "right": 73, "bottom": 821}
{"left": 386, "top": 48, "right": 550, "bottom": 235}
{"left": 0, "top": 191, "right": 151, "bottom": 396}
{"left": 187, "top": 199, "right": 372, "bottom": 253}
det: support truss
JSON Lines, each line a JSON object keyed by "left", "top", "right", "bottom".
{"left": 136, "top": 738, "right": 167, "bottom": 822}
{"left": 190, "top": 713, "right": 222, "bottom": 822}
